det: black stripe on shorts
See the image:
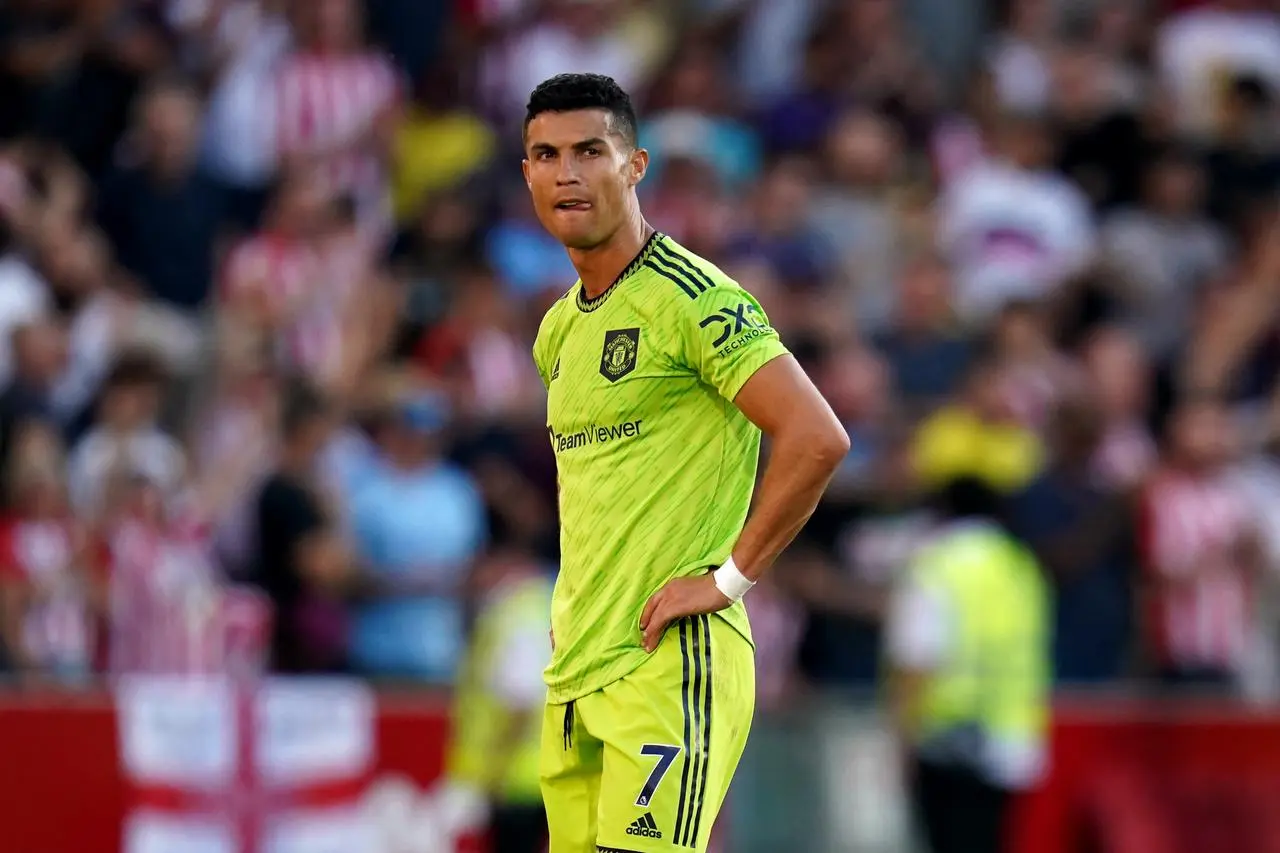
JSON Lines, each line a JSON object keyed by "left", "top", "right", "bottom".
{"left": 673, "top": 619, "right": 693, "bottom": 843}
{"left": 673, "top": 615, "right": 713, "bottom": 848}
{"left": 689, "top": 614, "right": 714, "bottom": 844}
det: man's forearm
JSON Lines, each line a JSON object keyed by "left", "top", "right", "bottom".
{"left": 732, "top": 428, "right": 846, "bottom": 581}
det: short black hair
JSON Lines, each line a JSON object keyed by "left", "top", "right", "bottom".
{"left": 280, "top": 378, "right": 332, "bottom": 440}
{"left": 524, "top": 73, "right": 638, "bottom": 149}
{"left": 104, "top": 349, "right": 168, "bottom": 390}
{"left": 933, "top": 476, "right": 1005, "bottom": 522}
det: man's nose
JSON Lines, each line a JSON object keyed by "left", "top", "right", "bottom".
{"left": 556, "top": 158, "right": 581, "bottom": 185}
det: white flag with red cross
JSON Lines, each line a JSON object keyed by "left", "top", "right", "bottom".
{"left": 117, "top": 676, "right": 375, "bottom": 853}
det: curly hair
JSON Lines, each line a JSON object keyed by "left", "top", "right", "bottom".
{"left": 523, "top": 73, "right": 638, "bottom": 149}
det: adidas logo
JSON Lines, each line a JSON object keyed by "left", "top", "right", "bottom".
{"left": 626, "top": 812, "right": 662, "bottom": 839}
{"left": 551, "top": 358, "right": 560, "bottom": 381}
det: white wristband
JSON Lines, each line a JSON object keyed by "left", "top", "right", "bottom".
{"left": 713, "top": 557, "right": 755, "bottom": 603}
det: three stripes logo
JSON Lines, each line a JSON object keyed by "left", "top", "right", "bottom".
{"left": 551, "top": 357, "right": 560, "bottom": 381}
{"left": 626, "top": 812, "right": 662, "bottom": 839}
{"left": 642, "top": 240, "right": 717, "bottom": 300}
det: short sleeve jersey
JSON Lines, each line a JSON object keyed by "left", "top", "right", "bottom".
{"left": 533, "top": 232, "right": 790, "bottom": 703}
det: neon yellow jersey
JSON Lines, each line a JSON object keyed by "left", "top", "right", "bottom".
{"left": 533, "top": 233, "right": 789, "bottom": 704}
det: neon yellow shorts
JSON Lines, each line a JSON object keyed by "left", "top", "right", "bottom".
{"left": 540, "top": 614, "right": 755, "bottom": 852}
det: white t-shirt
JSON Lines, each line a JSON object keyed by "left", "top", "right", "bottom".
{"left": 1157, "top": 8, "right": 1280, "bottom": 138}
{"left": 199, "top": 1, "right": 291, "bottom": 186}
{"left": 938, "top": 160, "right": 1096, "bottom": 324}
{"left": 0, "top": 255, "right": 51, "bottom": 388}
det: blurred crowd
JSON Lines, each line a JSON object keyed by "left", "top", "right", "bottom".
{"left": 1, "top": 0, "right": 1280, "bottom": 707}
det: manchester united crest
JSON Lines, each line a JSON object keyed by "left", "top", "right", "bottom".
{"left": 600, "top": 328, "right": 640, "bottom": 382}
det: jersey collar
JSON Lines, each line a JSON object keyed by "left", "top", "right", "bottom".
{"left": 575, "top": 230, "right": 663, "bottom": 313}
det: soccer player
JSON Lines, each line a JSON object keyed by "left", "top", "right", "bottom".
{"left": 524, "top": 73, "right": 849, "bottom": 853}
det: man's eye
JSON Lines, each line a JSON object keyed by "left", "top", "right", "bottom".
{"left": 583, "top": 148, "right": 600, "bottom": 157}
{"left": 537, "top": 151, "right": 556, "bottom": 161}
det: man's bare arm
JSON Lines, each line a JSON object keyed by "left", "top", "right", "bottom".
{"left": 726, "top": 354, "right": 850, "bottom": 579}
{"left": 640, "top": 354, "right": 847, "bottom": 650}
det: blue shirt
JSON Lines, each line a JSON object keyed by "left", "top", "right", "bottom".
{"left": 349, "top": 462, "right": 487, "bottom": 681}
{"left": 1005, "top": 471, "right": 1132, "bottom": 684}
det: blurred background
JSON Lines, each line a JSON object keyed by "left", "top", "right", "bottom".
{"left": 1, "top": 0, "right": 1280, "bottom": 851}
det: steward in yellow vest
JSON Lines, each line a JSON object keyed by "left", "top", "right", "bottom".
{"left": 884, "top": 477, "right": 1051, "bottom": 853}
{"left": 446, "top": 551, "right": 554, "bottom": 853}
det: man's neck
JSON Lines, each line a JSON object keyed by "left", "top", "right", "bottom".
{"left": 569, "top": 214, "right": 653, "bottom": 300}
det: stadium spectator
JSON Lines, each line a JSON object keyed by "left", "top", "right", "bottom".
{"left": 1139, "top": 396, "right": 1261, "bottom": 690}
{"left": 938, "top": 110, "right": 1097, "bottom": 325}
{"left": 391, "top": 63, "right": 497, "bottom": 227}
{"left": 990, "top": 299, "right": 1082, "bottom": 432}
{"left": 252, "top": 380, "right": 353, "bottom": 673}
{"left": 348, "top": 389, "right": 487, "bottom": 682}
{"left": 808, "top": 108, "right": 908, "bottom": 333}
{"left": 101, "top": 467, "right": 218, "bottom": 675}
{"left": 97, "top": 74, "right": 232, "bottom": 312}
{"left": 1081, "top": 325, "right": 1158, "bottom": 490}
{"left": 0, "top": 452, "right": 94, "bottom": 684}
{"left": 1101, "top": 145, "right": 1229, "bottom": 358}
{"left": 911, "top": 355, "right": 1044, "bottom": 493}
{"left": 274, "top": 0, "right": 402, "bottom": 236}
{"left": 0, "top": 217, "right": 51, "bottom": 390}
{"left": 191, "top": 0, "right": 292, "bottom": 221}
{"left": 1007, "top": 394, "right": 1135, "bottom": 683}
{"left": 66, "top": 350, "right": 184, "bottom": 522}
{"left": 0, "top": 319, "right": 66, "bottom": 472}
{"left": 874, "top": 254, "right": 972, "bottom": 416}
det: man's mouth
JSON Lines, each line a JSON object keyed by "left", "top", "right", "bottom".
{"left": 554, "top": 200, "right": 592, "bottom": 211}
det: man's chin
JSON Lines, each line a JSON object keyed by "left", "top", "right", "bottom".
{"left": 557, "top": 230, "right": 605, "bottom": 251}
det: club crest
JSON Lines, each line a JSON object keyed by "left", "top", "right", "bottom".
{"left": 600, "top": 328, "right": 640, "bottom": 382}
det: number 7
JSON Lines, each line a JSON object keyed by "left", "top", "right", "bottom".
{"left": 636, "top": 744, "right": 682, "bottom": 807}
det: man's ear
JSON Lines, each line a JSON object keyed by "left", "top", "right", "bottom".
{"left": 521, "top": 158, "right": 532, "bottom": 190}
{"left": 628, "top": 148, "right": 649, "bottom": 187}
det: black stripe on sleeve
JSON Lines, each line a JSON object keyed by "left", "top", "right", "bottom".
{"left": 688, "top": 614, "right": 714, "bottom": 844}
{"left": 654, "top": 242, "right": 717, "bottom": 293}
{"left": 647, "top": 250, "right": 709, "bottom": 294}
{"left": 642, "top": 259, "right": 699, "bottom": 300}
{"left": 673, "top": 619, "right": 694, "bottom": 843}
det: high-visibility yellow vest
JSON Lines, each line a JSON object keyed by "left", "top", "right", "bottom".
{"left": 905, "top": 523, "right": 1051, "bottom": 775}
{"left": 446, "top": 575, "right": 552, "bottom": 804}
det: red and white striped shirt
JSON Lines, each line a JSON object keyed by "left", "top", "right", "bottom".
{"left": 0, "top": 518, "right": 92, "bottom": 675}
{"left": 221, "top": 232, "right": 370, "bottom": 386}
{"left": 274, "top": 49, "right": 400, "bottom": 224}
{"left": 1138, "top": 468, "right": 1254, "bottom": 673}
{"left": 106, "top": 500, "right": 274, "bottom": 678}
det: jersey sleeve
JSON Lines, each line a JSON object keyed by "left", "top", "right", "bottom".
{"left": 531, "top": 297, "right": 567, "bottom": 390}
{"left": 531, "top": 317, "right": 552, "bottom": 390}
{"left": 674, "top": 281, "right": 789, "bottom": 400}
